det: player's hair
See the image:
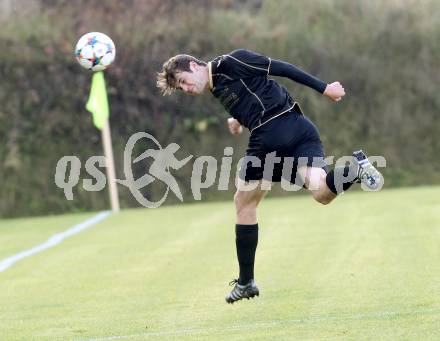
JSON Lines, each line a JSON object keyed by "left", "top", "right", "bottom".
{"left": 156, "top": 54, "right": 207, "bottom": 95}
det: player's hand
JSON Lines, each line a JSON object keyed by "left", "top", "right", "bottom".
{"left": 227, "top": 118, "right": 243, "bottom": 135}
{"left": 324, "top": 82, "right": 345, "bottom": 102}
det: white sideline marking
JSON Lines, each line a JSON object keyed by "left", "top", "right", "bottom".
{"left": 78, "top": 308, "right": 439, "bottom": 340}
{"left": 0, "top": 211, "right": 111, "bottom": 272}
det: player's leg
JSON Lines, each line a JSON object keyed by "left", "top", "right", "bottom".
{"left": 226, "top": 183, "right": 268, "bottom": 304}
{"left": 287, "top": 111, "right": 383, "bottom": 197}
{"left": 233, "top": 184, "right": 268, "bottom": 283}
{"left": 297, "top": 150, "right": 384, "bottom": 205}
{"left": 297, "top": 165, "right": 336, "bottom": 205}
{"left": 234, "top": 182, "right": 268, "bottom": 224}
{"left": 325, "top": 150, "right": 383, "bottom": 195}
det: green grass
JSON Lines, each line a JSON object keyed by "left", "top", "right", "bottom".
{"left": 0, "top": 186, "right": 439, "bottom": 340}
{"left": 0, "top": 213, "right": 97, "bottom": 260}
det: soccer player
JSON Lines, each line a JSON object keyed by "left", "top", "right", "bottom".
{"left": 157, "top": 49, "right": 383, "bottom": 304}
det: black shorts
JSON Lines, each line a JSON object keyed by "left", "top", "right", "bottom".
{"left": 239, "top": 109, "right": 328, "bottom": 183}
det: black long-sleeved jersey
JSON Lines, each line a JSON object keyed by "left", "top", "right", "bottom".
{"left": 208, "top": 49, "right": 327, "bottom": 132}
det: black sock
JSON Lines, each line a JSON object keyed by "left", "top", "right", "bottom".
{"left": 325, "top": 164, "right": 358, "bottom": 194}
{"left": 235, "top": 224, "right": 258, "bottom": 285}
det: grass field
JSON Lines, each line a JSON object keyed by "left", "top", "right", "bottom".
{"left": 0, "top": 186, "right": 439, "bottom": 340}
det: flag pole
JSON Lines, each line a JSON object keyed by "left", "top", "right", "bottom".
{"left": 86, "top": 71, "right": 120, "bottom": 213}
{"left": 101, "top": 119, "right": 120, "bottom": 213}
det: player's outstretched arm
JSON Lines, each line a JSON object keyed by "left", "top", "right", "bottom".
{"left": 269, "top": 59, "right": 345, "bottom": 101}
{"left": 269, "top": 59, "right": 327, "bottom": 93}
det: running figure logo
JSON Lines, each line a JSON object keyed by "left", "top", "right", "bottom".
{"left": 116, "top": 132, "right": 193, "bottom": 208}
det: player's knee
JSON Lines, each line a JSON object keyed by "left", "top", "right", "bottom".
{"left": 317, "top": 197, "right": 332, "bottom": 205}
{"left": 235, "top": 199, "right": 255, "bottom": 223}
{"left": 234, "top": 199, "right": 256, "bottom": 213}
{"left": 233, "top": 191, "right": 242, "bottom": 209}
{"left": 313, "top": 191, "right": 333, "bottom": 205}
{"left": 234, "top": 192, "right": 257, "bottom": 212}
{"left": 236, "top": 206, "right": 256, "bottom": 221}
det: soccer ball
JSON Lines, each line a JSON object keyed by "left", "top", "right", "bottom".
{"left": 75, "top": 32, "right": 116, "bottom": 71}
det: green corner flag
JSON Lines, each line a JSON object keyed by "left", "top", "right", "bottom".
{"left": 86, "top": 71, "right": 109, "bottom": 130}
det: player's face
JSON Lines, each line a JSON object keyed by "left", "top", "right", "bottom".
{"left": 176, "top": 62, "right": 206, "bottom": 96}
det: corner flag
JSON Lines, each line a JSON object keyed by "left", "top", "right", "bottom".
{"left": 85, "top": 71, "right": 120, "bottom": 213}
{"left": 86, "top": 71, "right": 109, "bottom": 130}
